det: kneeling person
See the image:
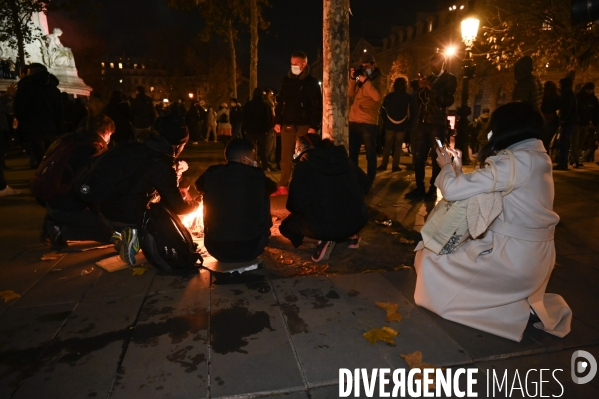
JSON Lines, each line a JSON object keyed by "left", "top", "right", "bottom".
{"left": 195, "top": 138, "right": 277, "bottom": 263}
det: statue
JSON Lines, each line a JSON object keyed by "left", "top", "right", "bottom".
{"left": 44, "top": 28, "right": 75, "bottom": 68}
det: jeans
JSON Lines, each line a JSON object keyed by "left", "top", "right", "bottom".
{"left": 232, "top": 123, "right": 243, "bottom": 139}
{"left": 380, "top": 129, "right": 406, "bottom": 169}
{"left": 349, "top": 122, "right": 378, "bottom": 183}
{"left": 413, "top": 123, "right": 444, "bottom": 190}
{"left": 557, "top": 124, "right": 576, "bottom": 167}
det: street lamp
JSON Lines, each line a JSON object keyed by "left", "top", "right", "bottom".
{"left": 188, "top": 93, "right": 194, "bottom": 99}
{"left": 456, "top": 2, "right": 479, "bottom": 165}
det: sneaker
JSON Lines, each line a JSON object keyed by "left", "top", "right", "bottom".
{"left": 405, "top": 187, "right": 426, "bottom": 199}
{"left": 119, "top": 228, "right": 140, "bottom": 265}
{"left": 110, "top": 231, "right": 122, "bottom": 253}
{"left": 312, "top": 241, "right": 336, "bottom": 262}
{"left": 347, "top": 235, "right": 361, "bottom": 249}
{"left": 392, "top": 166, "right": 402, "bottom": 172}
{"left": 271, "top": 186, "right": 289, "bottom": 197}
{"left": 0, "top": 186, "right": 21, "bottom": 197}
{"left": 377, "top": 164, "right": 387, "bottom": 171}
{"left": 48, "top": 220, "right": 67, "bottom": 249}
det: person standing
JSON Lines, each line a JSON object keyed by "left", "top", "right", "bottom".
{"left": 104, "top": 90, "right": 134, "bottom": 145}
{"left": 264, "top": 88, "right": 278, "bottom": 170}
{"left": 573, "top": 82, "right": 599, "bottom": 168}
{"left": 229, "top": 98, "right": 244, "bottom": 139}
{"left": 216, "top": 103, "right": 232, "bottom": 143}
{"left": 0, "top": 83, "right": 19, "bottom": 196}
{"left": 554, "top": 77, "right": 578, "bottom": 171}
{"left": 348, "top": 53, "right": 386, "bottom": 183}
{"left": 406, "top": 53, "right": 457, "bottom": 200}
{"left": 512, "top": 56, "right": 543, "bottom": 109}
{"left": 130, "top": 86, "right": 156, "bottom": 136}
{"left": 14, "top": 63, "right": 64, "bottom": 169}
{"left": 378, "top": 77, "right": 411, "bottom": 172}
{"left": 541, "top": 81, "right": 560, "bottom": 152}
{"left": 273, "top": 51, "right": 322, "bottom": 196}
{"left": 243, "top": 87, "right": 272, "bottom": 170}
{"left": 205, "top": 106, "right": 217, "bottom": 142}
{"left": 186, "top": 101, "right": 202, "bottom": 144}
{"left": 474, "top": 107, "right": 492, "bottom": 150}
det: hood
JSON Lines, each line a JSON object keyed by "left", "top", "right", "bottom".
{"left": 514, "top": 56, "right": 533, "bottom": 82}
{"left": 304, "top": 145, "right": 350, "bottom": 176}
{"left": 287, "top": 64, "right": 311, "bottom": 80}
{"left": 18, "top": 71, "right": 59, "bottom": 88}
{"left": 143, "top": 133, "right": 175, "bottom": 158}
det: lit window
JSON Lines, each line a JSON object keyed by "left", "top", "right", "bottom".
{"left": 460, "top": 5, "right": 464, "bottom": 10}
{"left": 101, "top": 62, "right": 105, "bottom": 68}
{"left": 428, "top": 21, "right": 433, "bottom": 32}
{"left": 453, "top": 5, "right": 457, "bottom": 10}
{"left": 142, "top": 64, "right": 145, "bottom": 69}
{"left": 449, "top": 7, "right": 452, "bottom": 11}
{"left": 119, "top": 63, "right": 123, "bottom": 69}
{"left": 150, "top": 87, "right": 154, "bottom": 92}
{"left": 134, "top": 63, "right": 138, "bottom": 69}
{"left": 119, "top": 79, "right": 122, "bottom": 83}
{"left": 110, "top": 62, "right": 114, "bottom": 68}
{"left": 587, "top": 22, "right": 593, "bottom": 30}
{"left": 363, "top": 49, "right": 367, "bottom": 53}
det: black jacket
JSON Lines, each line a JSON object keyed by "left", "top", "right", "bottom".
{"left": 559, "top": 90, "right": 578, "bottom": 126}
{"left": 286, "top": 144, "right": 368, "bottom": 241}
{"left": 243, "top": 98, "right": 272, "bottom": 135}
{"left": 131, "top": 93, "right": 156, "bottom": 129}
{"left": 46, "top": 131, "right": 108, "bottom": 212}
{"left": 576, "top": 90, "right": 599, "bottom": 126}
{"left": 381, "top": 91, "right": 412, "bottom": 131}
{"left": 229, "top": 104, "right": 243, "bottom": 125}
{"left": 417, "top": 71, "right": 457, "bottom": 126}
{"left": 14, "top": 71, "right": 63, "bottom": 141}
{"left": 101, "top": 135, "right": 197, "bottom": 225}
{"left": 275, "top": 65, "right": 322, "bottom": 130}
{"left": 104, "top": 100, "right": 134, "bottom": 144}
{"left": 195, "top": 162, "right": 277, "bottom": 242}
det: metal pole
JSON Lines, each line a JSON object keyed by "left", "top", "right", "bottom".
{"left": 456, "top": 47, "right": 473, "bottom": 164}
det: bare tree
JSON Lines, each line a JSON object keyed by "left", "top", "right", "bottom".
{"left": 322, "top": 0, "right": 350, "bottom": 148}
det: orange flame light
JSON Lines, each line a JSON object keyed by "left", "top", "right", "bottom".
{"left": 181, "top": 201, "right": 204, "bottom": 236}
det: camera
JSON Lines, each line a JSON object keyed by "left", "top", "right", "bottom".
{"left": 353, "top": 65, "right": 366, "bottom": 80}
{"left": 572, "top": 0, "right": 599, "bottom": 24}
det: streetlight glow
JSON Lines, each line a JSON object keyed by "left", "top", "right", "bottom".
{"left": 189, "top": 93, "right": 194, "bottom": 99}
{"left": 461, "top": 17, "right": 480, "bottom": 47}
{"left": 445, "top": 46, "right": 457, "bottom": 56}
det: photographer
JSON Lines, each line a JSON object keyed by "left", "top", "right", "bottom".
{"left": 349, "top": 53, "right": 387, "bottom": 184}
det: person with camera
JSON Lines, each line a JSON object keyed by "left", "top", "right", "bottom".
{"left": 349, "top": 53, "right": 387, "bottom": 184}
{"left": 405, "top": 53, "right": 457, "bottom": 200}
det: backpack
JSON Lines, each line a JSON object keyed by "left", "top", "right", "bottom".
{"left": 218, "top": 112, "right": 229, "bottom": 124}
{"left": 74, "top": 142, "right": 149, "bottom": 204}
{"left": 30, "top": 137, "right": 88, "bottom": 201}
{"left": 141, "top": 202, "right": 203, "bottom": 274}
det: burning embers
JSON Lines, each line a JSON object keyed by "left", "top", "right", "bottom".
{"left": 181, "top": 201, "right": 204, "bottom": 237}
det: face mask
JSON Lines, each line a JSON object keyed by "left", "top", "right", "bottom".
{"left": 366, "top": 69, "right": 372, "bottom": 76}
{"left": 487, "top": 130, "right": 493, "bottom": 141}
{"left": 291, "top": 65, "right": 301, "bottom": 75}
{"left": 243, "top": 156, "right": 258, "bottom": 168}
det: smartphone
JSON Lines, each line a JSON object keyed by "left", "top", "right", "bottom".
{"left": 435, "top": 138, "right": 444, "bottom": 148}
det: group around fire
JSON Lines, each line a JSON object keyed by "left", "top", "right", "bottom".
{"left": 2, "top": 49, "right": 586, "bottom": 342}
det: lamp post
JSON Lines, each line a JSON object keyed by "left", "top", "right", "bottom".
{"left": 456, "top": 5, "right": 479, "bottom": 165}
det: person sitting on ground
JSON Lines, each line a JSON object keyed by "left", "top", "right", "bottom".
{"left": 100, "top": 118, "right": 199, "bottom": 265}
{"left": 279, "top": 134, "right": 369, "bottom": 263}
{"left": 42, "top": 115, "right": 116, "bottom": 248}
{"left": 195, "top": 138, "right": 277, "bottom": 263}
{"left": 414, "top": 102, "right": 572, "bottom": 342}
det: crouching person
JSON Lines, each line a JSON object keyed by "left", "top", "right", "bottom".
{"left": 279, "top": 134, "right": 369, "bottom": 262}
{"left": 195, "top": 138, "right": 277, "bottom": 263}
{"left": 40, "top": 115, "right": 116, "bottom": 248}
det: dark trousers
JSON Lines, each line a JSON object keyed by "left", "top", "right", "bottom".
{"left": 246, "top": 133, "right": 269, "bottom": 170}
{"left": 279, "top": 214, "right": 318, "bottom": 248}
{"left": 205, "top": 232, "right": 269, "bottom": 263}
{"left": 47, "top": 207, "right": 114, "bottom": 243}
{"left": 557, "top": 124, "right": 576, "bottom": 167}
{"left": 349, "top": 122, "right": 378, "bottom": 183}
{"left": 275, "top": 134, "right": 281, "bottom": 167}
{"left": 381, "top": 130, "right": 406, "bottom": 168}
{"left": 413, "top": 123, "right": 443, "bottom": 190}
{"left": 232, "top": 123, "right": 243, "bottom": 139}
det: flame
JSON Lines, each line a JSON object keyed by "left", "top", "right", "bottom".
{"left": 181, "top": 201, "right": 204, "bottom": 236}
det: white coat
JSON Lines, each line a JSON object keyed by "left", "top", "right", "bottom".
{"left": 414, "top": 139, "right": 572, "bottom": 342}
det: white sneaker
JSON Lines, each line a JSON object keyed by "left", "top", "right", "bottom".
{"left": 0, "top": 186, "right": 21, "bottom": 197}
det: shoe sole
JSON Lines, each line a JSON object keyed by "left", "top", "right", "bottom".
{"left": 120, "top": 229, "right": 139, "bottom": 266}
{"left": 312, "top": 241, "right": 336, "bottom": 262}
{"left": 348, "top": 237, "right": 361, "bottom": 249}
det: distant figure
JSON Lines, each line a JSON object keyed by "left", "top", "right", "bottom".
{"left": 195, "top": 138, "right": 277, "bottom": 263}
{"left": 14, "top": 63, "right": 64, "bottom": 169}
{"left": 205, "top": 106, "right": 217, "bottom": 142}
{"left": 243, "top": 87, "right": 272, "bottom": 170}
{"left": 512, "top": 56, "right": 543, "bottom": 109}
{"left": 104, "top": 90, "right": 134, "bottom": 145}
{"left": 0, "top": 83, "right": 19, "bottom": 196}
{"left": 229, "top": 98, "right": 244, "bottom": 139}
{"left": 540, "top": 81, "right": 560, "bottom": 152}
{"left": 378, "top": 77, "right": 411, "bottom": 172}
{"left": 554, "top": 77, "right": 578, "bottom": 170}
{"left": 573, "top": 82, "right": 599, "bottom": 167}
{"left": 216, "top": 103, "right": 231, "bottom": 141}
{"left": 130, "top": 86, "right": 156, "bottom": 134}
{"left": 264, "top": 88, "right": 278, "bottom": 170}
{"left": 474, "top": 107, "right": 491, "bottom": 150}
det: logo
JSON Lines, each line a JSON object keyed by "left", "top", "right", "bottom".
{"left": 80, "top": 185, "right": 90, "bottom": 195}
{"left": 571, "top": 350, "right": 597, "bottom": 384}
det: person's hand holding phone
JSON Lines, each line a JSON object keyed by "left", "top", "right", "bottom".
{"left": 435, "top": 146, "right": 452, "bottom": 168}
{"left": 446, "top": 148, "right": 463, "bottom": 174}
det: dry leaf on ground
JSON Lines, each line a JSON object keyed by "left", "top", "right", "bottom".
{"left": 400, "top": 351, "right": 445, "bottom": 390}
{"left": 399, "top": 238, "right": 415, "bottom": 244}
{"left": 375, "top": 301, "right": 403, "bottom": 323}
{"left": 131, "top": 267, "right": 148, "bottom": 276}
{"left": 41, "top": 253, "right": 62, "bottom": 261}
{"left": 0, "top": 290, "right": 21, "bottom": 303}
{"left": 363, "top": 326, "right": 398, "bottom": 345}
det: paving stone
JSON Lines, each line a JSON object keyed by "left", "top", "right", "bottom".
{"left": 148, "top": 268, "right": 210, "bottom": 293}
{"left": 330, "top": 273, "right": 471, "bottom": 368}
{"left": 13, "top": 250, "right": 113, "bottom": 307}
{"left": 564, "top": 253, "right": 599, "bottom": 271}
{"left": 210, "top": 280, "right": 304, "bottom": 397}
{"left": 0, "top": 303, "right": 74, "bottom": 399}
{"left": 273, "top": 276, "right": 391, "bottom": 386}
{"left": 84, "top": 266, "right": 157, "bottom": 300}
{"left": 111, "top": 289, "right": 210, "bottom": 399}
{"left": 547, "top": 274, "right": 599, "bottom": 330}
{"left": 379, "top": 269, "right": 417, "bottom": 305}
{"left": 554, "top": 238, "right": 595, "bottom": 256}
{"left": 524, "top": 317, "right": 599, "bottom": 351}
{"left": 553, "top": 256, "right": 599, "bottom": 294}
{"left": 265, "top": 390, "right": 309, "bottom": 399}
{"left": 12, "top": 296, "right": 145, "bottom": 399}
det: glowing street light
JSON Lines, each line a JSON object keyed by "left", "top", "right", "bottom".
{"left": 445, "top": 46, "right": 457, "bottom": 56}
{"left": 189, "top": 93, "right": 194, "bottom": 99}
{"left": 461, "top": 17, "right": 480, "bottom": 49}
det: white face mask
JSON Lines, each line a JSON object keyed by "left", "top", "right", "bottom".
{"left": 487, "top": 130, "right": 493, "bottom": 141}
{"left": 366, "top": 69, "right": 372, "bottom": 76}
{"left": 291, "top": 65, "right": 302, "bottom": 75}
{"left": 243, "top": 156, "right": 258, "bottom": 168}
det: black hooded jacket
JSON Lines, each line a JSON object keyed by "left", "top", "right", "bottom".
{"left": 101, "top": 134, "right": 198, "bottom": 225}
{"left": 275, "top": 65, "right": 322, "bottom": 130}
{"left": 14, "top": 71, "right": 63, "bottom": 140}
{"left": 512, "top": 57, "right": 543, "bottom": 108}
{"left": 286, "top": 144, "right": 369, "bottom": 240}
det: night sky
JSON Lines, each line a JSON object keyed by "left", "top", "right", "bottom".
{"left": 49, "top": 0, "right": 438, "bottom": 91}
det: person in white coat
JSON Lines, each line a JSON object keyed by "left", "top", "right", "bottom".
{"left": 414, "top": 102, "right": 572, "bottom": 342}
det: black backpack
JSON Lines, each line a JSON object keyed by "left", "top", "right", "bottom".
{"left": 74, "top": 142, "right": 149, "bottom": 204}
{"left": 141, "top": 203, "right": 203, "bottom": 274}
{"left": 218, "top": 112, "right": 229, "bottom": 124}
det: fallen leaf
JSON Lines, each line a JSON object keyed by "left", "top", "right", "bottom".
{"left": 400, "top": 351, "right": 445, "bottom": 390}
{"left": 41, "top": 254, "right": 61, "bottom": 261}
{"left": 393, "top": 265, "right": 412, "bottom": 271}
{"left": 80, "top": 267, "right": 94, "bottom": 276}
{"left": 399, "top": 238, "right": 415, "bottom": 244}
{"left": 363, "top": 326, "right": 398, "bottom": 345}
{"left": 375, "top": 301, "right": 403, "bottom": 323}
{"left": 0, "top": 290, "right": 21, "bottom": 303}
{"left": 131, "top": 267, "right": 148, "bottom": 276}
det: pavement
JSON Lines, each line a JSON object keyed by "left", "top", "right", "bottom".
{"left": 1, "top": 142, "right": 599, "bottom": 399}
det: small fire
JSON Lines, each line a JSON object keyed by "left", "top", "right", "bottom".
{"left": 181, "top": 201, "right": 204, "bottom": 236}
